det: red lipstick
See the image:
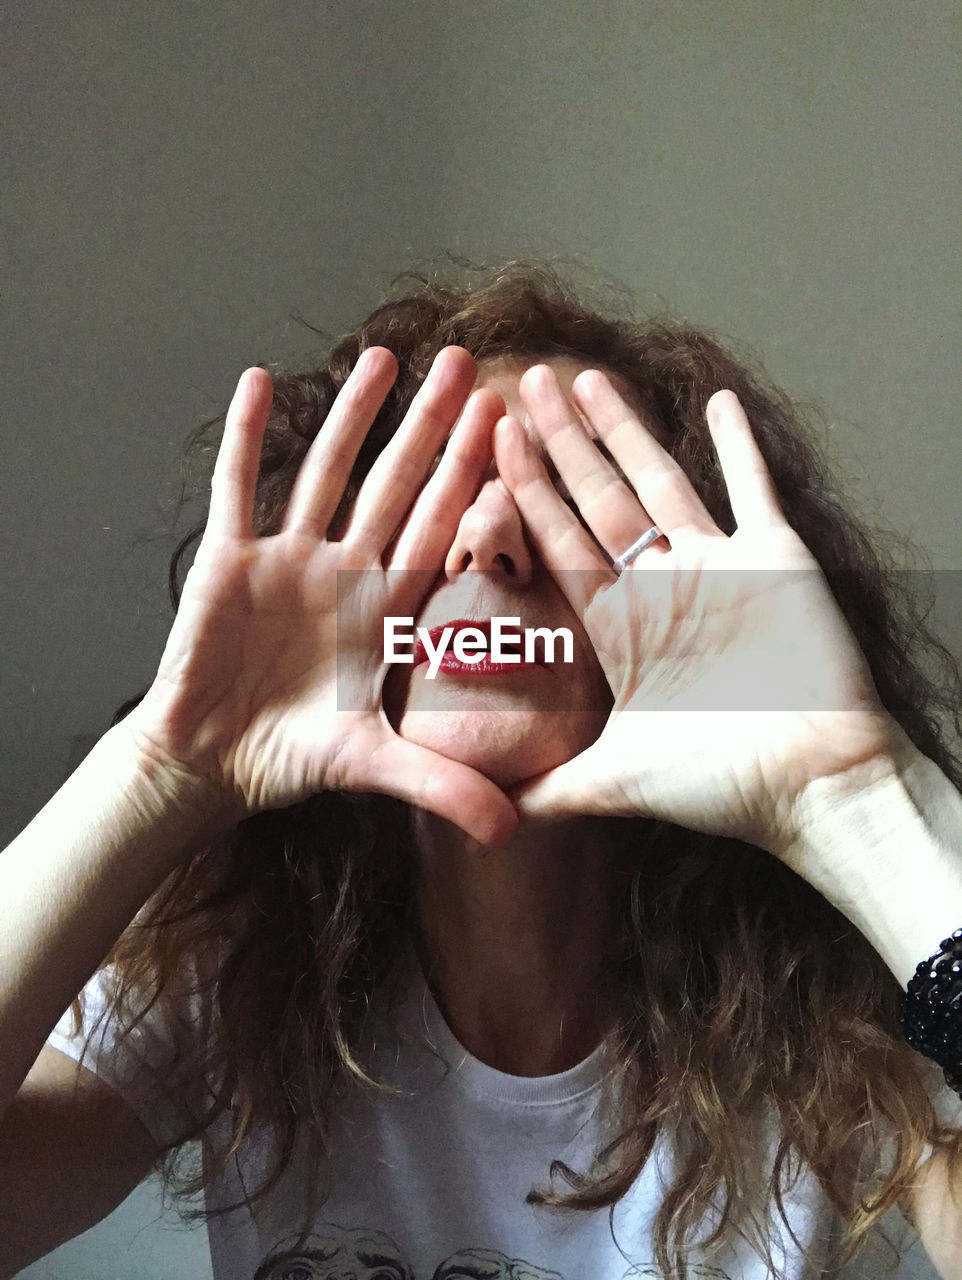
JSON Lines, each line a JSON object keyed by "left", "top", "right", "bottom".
{"left": 413, "top": 618, "right": 544, "bottom": 674}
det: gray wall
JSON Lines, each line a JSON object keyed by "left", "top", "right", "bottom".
{"left": 4, "top": 1, "right": 957, "bottom": 1276}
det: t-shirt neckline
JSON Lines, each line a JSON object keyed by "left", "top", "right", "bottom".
{"left": 407, "top": 953, "right": 612, "bottom": 1107}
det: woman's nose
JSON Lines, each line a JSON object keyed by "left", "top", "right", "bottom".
{"left": 444, "top": 476, "right": 533, "bottom": 583}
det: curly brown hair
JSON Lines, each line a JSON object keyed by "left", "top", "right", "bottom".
{"left": 74, "top": 257, "right": 962, "bottom": 1279}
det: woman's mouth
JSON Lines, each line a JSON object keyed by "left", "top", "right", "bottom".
{"left": 412, "top": 618, "right": 548, "bottom": 676}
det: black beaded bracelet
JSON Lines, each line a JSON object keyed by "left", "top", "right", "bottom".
{"left": 900, "top": 927, "right": 962, "bottom": 1097}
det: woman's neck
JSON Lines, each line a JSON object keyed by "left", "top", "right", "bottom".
{"left": 411, "top": 812, "right": 637, "bottom": 1076}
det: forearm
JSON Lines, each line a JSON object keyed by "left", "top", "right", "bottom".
{"left": 0, "top": 722, "right": 227, "bottom": 1120}
{"left": 782, "top": 728, "right": 962, "bottom": 988}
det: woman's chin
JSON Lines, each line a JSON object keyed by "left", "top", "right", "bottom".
{"left": 396, "top": 708, "right": 603, "bottom": 788}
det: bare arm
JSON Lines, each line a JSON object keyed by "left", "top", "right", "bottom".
{"left": 0, "top": 723, "right": 225, "bottom": 1127}
{"left": 0, "top": 726, "right": 220, "bottom": 1277}
{"left": 903, "top": 1152, "right": 962, "bottom": 1280}
{"left": 781, "top": 734, "right": 962, "bottom": 1279}
{"left": 0, "top": 1047, "right": 162, "bottom": 1279}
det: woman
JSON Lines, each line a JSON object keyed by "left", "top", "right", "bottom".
{"left": 2, "top": 261, "right": 961, "bottom": 1279}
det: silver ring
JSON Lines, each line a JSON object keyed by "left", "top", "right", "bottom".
{"left": 612, "top": 525, "right": 664, "bottom": 572}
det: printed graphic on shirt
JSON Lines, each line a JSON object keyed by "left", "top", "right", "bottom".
{"left": 427, "top": 1248, "right": 563, "bottom": 1278}
{"left": 253, "top": 1226, "right": 412, "bottom": 1278}
{"left": 251, "top": 1227, "right": 736, "bottom": 1279}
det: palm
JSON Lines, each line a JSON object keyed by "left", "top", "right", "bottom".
{"left": 569, "top": 526, "right": 892, "bottom": 847}
{"left": 494, "top": 372, "right": 898, "bottom": 854}
{"left": 146, "top": 534, "right": 375, "bottom": 809}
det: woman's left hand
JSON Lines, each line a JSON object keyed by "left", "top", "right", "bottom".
{"left": 493, "top": 365, "right": 903, "bottom": 856}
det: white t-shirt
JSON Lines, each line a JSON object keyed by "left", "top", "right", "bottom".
{"left": 49, "top": 953, "right": 851, "bottom": 1279}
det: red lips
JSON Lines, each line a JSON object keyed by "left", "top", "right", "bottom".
{"left": 413, "top": 618, "right": 543, "bottom": 673}
{"left": 413, "top": 619, "right": 492, "bottom": 666}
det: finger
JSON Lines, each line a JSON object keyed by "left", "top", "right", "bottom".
{"left": 282, "top": 346, "right": 399, "bottom": 536}
{"left": 517, "top": 365, "right": 655, "bottom": 557}
{"left": 705, "top": 390, "right": 784, "bottom": 529}
{"left": 389, "top": 387, "right": 503, "bottom": 570}
{"left": 208, "top": 368, "right": 275, "bottom": 539}
{"left": 507, "top": 747, "right": 640, "bottom": 821}
{"left": 493, "top": 415, "right": 612, "bottom": 615}
{"left": 570, "top": 368, "right": 720, "bottom": 540}
{"left": 372, "top": 737, "right": 519, "bottom": 846}
{"left": 346, "top": 347, "right": 479, "bottom": 549}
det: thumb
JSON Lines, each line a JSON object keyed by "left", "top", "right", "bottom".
{"left": 372, "top": 737, "right": 518, "bottom": 846}
{"left": 508, "top": 748, "right": 649, "bottom": 823}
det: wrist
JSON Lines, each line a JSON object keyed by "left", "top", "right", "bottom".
{"left": 781, "top": 737, "right": 962, "bottom": 987}
{"left": 97, "top": 717, "right": 241, "bottom": 863}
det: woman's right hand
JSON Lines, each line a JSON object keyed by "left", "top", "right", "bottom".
{"left": 124, "top": 346, "right": 518, "bottom": 846}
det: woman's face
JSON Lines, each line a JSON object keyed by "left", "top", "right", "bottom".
{"left": 383, "top": 356, "right": 634, "bottom": 787}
